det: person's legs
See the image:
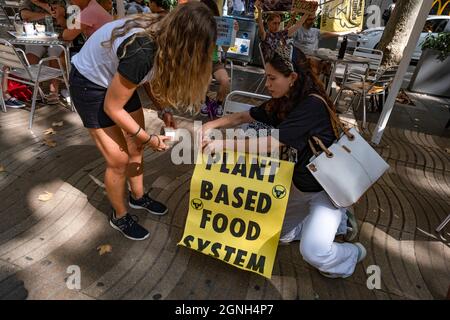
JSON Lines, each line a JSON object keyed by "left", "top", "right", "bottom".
{"left": 47, "top": 46, "right": 64, "bottom": 96}
{"left": 122, "top": 108, "right": 145, "bottom": 200}
{"left": 213, "top": 67, "right": 230, "bottom": 105}
{"left": 120, "top": 101, "right": 168, "bottom": 216}
{"left": 1, "top": 66, "right": 26, "bottom": 108}
{"left": 299, "top": 191, "right": 361, "bottom": 278}
{"left": 88, "top": 126, "right": 130, "bottom": 218}
{"left": 25, "top": 50, "right": 41, "bottom": 65}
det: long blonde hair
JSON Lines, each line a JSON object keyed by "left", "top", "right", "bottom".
{"left": 103, "top": 3, "right": 217, "bottom": 112}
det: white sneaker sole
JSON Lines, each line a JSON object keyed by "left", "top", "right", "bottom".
{"left": 109, "top": 220, "right": 150, "bottom": 241}
{"left": 6, "top": 104, "right": 25, "bottom": 109}
{"left": 129, "top": 202, "right": 168, "bottom": 216}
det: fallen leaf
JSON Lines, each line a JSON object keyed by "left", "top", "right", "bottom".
{"left": 97, "top": 244, "right": 112, "bottom": 256}
{"left": 52, "top": 121, "right": 64, "bottom": 127}
{"left": 38, "top": 191, "right": 53, "bottom": 202}
{"left": 44, "top": 128, "right": 56, "bottom": 135}
{"left": 43, "top": 138, "right": 57, "bottom": 147}
{"left": 0, "top": 165, "right": 5, "bottom": 172}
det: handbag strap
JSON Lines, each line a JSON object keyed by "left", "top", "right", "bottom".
{"left": 306, "top": 93, "right": 355, "bottom": 158}
{"left": 309, "top": 93, "right": 354, "bottom": 140}
{"left": 308, "top": 136, "right": 334, "bottom": 158}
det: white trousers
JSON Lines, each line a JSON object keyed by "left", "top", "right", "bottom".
{"left": 280, "top": 186, "right": 359, "bottom": 278}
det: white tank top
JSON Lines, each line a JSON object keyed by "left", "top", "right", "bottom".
{"left": 72, "top": 19, "right": 146, "bottom": 88}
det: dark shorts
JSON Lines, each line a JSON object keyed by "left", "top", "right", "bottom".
{"left": 69, "top": 65, "right": 142, "bottom": 128}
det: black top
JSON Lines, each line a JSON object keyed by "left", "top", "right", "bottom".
{"left": 116, "top": 35, "right": 156, "bottom": 85}
{"left": 249, "top": 95, "right": 336, "bottom": 192}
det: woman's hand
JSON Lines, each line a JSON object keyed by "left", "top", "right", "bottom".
{"left": 200, "top": 122, "right": 215, "bottom": 147}
{"left": 202, "top": 138, "right": 224, "bottom": 156}
{"left": 143, "top": 134, "right": 171, "bottom": 152}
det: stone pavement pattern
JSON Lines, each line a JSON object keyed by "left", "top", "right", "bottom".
{"left": 0, "top": 76, "right": 449, "bottom": 300}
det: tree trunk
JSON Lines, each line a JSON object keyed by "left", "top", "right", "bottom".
{"left": 376, "top": 0, "right": 423, "bottom": 67}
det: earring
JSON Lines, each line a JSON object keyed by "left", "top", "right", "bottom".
{"left": 289, "top": 83, "right": 294, "bottom": 87}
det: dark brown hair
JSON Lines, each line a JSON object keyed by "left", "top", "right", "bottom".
{"left": 264, "top": 48, "right": 339, "bottom": 137}
{"left": 200, "top": 0, "right": 220, "bottom": 16}
{"left": 267, "top": 13, "right": 281, "bottom": 23}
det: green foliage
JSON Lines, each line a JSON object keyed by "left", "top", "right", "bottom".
{"left": 421, "top": 32, "right": 450, "bottom": 61}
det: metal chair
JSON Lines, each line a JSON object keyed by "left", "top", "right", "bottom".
{"left": 0, "top": 38, "right": 72, "bottom": 129}
{"left": 223, "top": 90, "right": 270, "bottom": 115}
{"left": 334, "top": 47, "right": 384, "bottom": 84}
{"left": 254, "top": 42, "right": 267, "bottom": 94}
{"left": 223, "top": 90, "right": 270, "bottom": 131}
{"left": 351, "top": 47, "right": 384, "bottom": 74}
{"left": 223, "top": 90, "right": 296, "bottom": 160}
{"left": 334, "top": 65, "right": 399, "bottom": 128}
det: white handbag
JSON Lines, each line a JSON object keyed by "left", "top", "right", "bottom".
{"left": 306, "top": 94, "right": 390, "bottom": 208}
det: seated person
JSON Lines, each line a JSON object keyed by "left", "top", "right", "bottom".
{"left": 200, "top": 0, "right": 238, "bottom": 118}
{"left": 20, "top": 0, "right": 67, "bottom": 104}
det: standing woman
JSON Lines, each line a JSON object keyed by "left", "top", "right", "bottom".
{"left": 202, "top": 46, "right": 365, "bottom": 278}
{"left": 69, "top": 2, "right": 216, "bottom": 240}
{"left": 255, "top": 0, "right": 308, "bottom": 58}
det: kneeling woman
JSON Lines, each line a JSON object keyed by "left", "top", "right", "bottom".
{"left": 202, "top": 47, "right": 365, "bottom": 278}
{"left": 70, "top": 2, "right": 216, "bottom": 240}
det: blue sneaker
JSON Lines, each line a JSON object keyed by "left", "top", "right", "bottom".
{"left": 129, "top": 192, "right": 168, "bottom": 216}
{"left": 109, "top": 210, "right": 150, "bottom": 241}
{"left": 5, "top": 97, "right": 25, "bottom": 108}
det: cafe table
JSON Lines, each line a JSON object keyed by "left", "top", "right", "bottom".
{"left": 6, "top": 31, "right": 72, "bottom": 78}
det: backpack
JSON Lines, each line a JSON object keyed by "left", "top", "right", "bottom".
{"left": 7, "top": 79, "right": 33, "bottom": 102}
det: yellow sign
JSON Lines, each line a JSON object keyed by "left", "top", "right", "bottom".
{"left": 178, "top": 150, "right": 295, "bottom": 279}
{"left": 320, "top": 0, "right": 365, "bottom": 33}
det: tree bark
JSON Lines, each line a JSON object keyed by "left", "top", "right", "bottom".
{"left": 376, "top": 0, "right": 424, "bottom": 67}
